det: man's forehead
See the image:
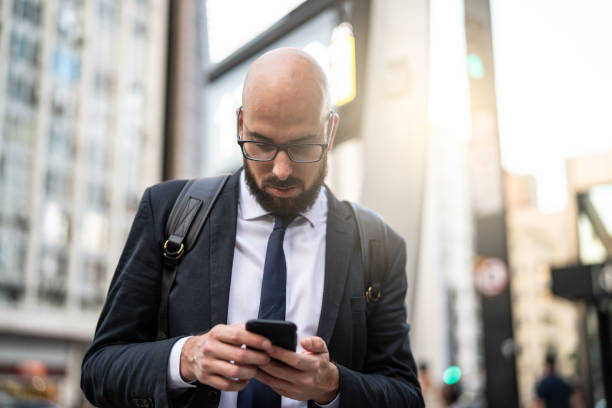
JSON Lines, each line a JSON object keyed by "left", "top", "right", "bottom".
{"left": 244, "top": 99, "right": 325, "bottom": 120}
{"left": 243, "top": 79, "right": 326, "bottom": 119}
{"left": 242, "top": 48, "right": 331, "bottom": 119}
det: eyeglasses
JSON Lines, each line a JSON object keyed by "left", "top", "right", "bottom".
{"left": 236, "top": 106, "right": 335, "bottom": 163}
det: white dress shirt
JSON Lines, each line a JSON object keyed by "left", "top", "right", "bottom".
{"left": 168, "top": 171, "right": 339, "bottom": 408}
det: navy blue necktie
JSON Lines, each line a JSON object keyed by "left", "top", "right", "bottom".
{"left": 238, "top": 215, "right": 291, "bottom": 408}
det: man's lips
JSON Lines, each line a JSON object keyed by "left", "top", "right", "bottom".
{"left": 265, "top": 184, "right": 301, "bottom": 198}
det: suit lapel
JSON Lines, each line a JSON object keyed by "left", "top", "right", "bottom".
{"left": 317, "top": 189, "right": 355, "bottom": 344}
{"left": 208, "top": 170, "right": 240, "bottom": 326}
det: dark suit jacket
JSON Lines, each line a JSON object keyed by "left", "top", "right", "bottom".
{"left": 81, "top": 171, "right": 424, "bottom": 408}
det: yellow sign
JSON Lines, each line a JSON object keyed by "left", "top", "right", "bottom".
{"left": 330, "top": 23, "right": 356, "bottom": 106}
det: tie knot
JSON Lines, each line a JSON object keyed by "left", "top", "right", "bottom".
{"left": 273, "top": 215, "right": 294, "bottom": 230}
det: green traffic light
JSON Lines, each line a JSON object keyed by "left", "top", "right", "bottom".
{"left": 467, "top": 54, "right": 484, "bottom": 79}
{"left": 443, "top": 365, "right": 462, "bottom": 385}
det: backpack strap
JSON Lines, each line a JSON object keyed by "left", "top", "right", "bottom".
{"left": 156, "top": 174, "right": 230, "bottom": 340}
{"left": 345, "top": 201, "right": 388, "bottom": 306}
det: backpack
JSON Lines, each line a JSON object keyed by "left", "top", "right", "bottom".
{"left": 156, "top": 176, "right": 387, "bottom": 340}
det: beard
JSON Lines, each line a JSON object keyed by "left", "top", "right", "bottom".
{"left": 243, "top": 156, "right": 327, "bottom": 217}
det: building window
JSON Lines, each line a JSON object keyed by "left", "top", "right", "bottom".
{"left": 93, "top": 69, "right": 115, "bottom": 95}
{"left": 97, "top": 0, "right": 117, "bottom": 24}
{"left": 48, "top": 126, "right": 75, "bottom": 159}
{"left": 53, "top": 48, "right": 81, "bottom": 84}
{"left": 85, "top": 182, "right": 110, "bottom": 211}
{"left": 0, "top": 227, "right": 27, "bottom": 303}
{"left": 9, "top": 31, "right": 41, "bottom": 66}
{"left": 44, "top": 167, "right": 73, "bottom": 201}
{"left": 5, "top": 72, "right": 38, "bottom": 107}
{"left": 57, "top": 1, "right": 82, "bottom": 43}
{"left": 79, "top": 256, "right": 106, "bottom": 309}
{"left": 12, "top": 0, "right": 42, "bottom": 25}
{"left": 37, "top": 247, "right": 67, "bottom": 306}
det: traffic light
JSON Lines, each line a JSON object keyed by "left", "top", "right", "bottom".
{"left": 467, "top": 53, "right": 484, "bottom": 79}
{"left": 442, "top": 365, "right": 462, "bottom": 385}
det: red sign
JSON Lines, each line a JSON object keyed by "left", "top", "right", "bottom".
{"left": 474, "top": 257, "right": 508, "bottom": 297}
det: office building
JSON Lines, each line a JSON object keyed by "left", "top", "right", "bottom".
{"left": 0, "top": 0, "right": 167, "bottom": 405}
{"left": 505, "top": 174, "right": 579, "bottom": 406}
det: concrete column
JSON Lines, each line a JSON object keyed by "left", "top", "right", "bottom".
{"left": 359, "top": 0, "right": 429, "bottom": 323}
{"left": 357, "top": 0, "right": 431, "bottom": 373}
{"left": 164, "top": 0, "right": 206, "bottom": 179}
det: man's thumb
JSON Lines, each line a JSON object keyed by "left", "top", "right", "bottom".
{"left": 301, "top": 336, "right": 327, "bottom": 353}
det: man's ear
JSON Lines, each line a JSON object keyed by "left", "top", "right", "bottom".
{"left": 236, "top": 107, "right": 244, "bottom": 139}
{"left": 327, "top": 112, "right": 340, "bottom": 151}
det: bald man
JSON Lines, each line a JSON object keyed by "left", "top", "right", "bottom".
{"left": 81, "top": 48, "right": 424, "bottom": 408}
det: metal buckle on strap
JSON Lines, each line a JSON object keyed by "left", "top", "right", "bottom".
{"left": 365, "top": 283, "right": 382, "bottom": 303}
{"left": 163, "top": 240, "right": 185, "bottom": 259}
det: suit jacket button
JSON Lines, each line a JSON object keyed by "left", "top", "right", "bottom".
{"left": 207, "top": 389, "right": 220, "bottom": 403}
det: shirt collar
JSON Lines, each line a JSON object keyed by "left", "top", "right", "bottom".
{"left": 238, "top": 170, "right": 327, "bottom": 227}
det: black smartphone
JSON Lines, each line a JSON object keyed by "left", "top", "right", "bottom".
{"left": 246, "top": 319, "right": 297, "bottom": 351}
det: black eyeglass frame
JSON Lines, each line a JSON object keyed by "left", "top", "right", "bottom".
{"left": 236, "top": 106, "right": 335, "bottom": 163}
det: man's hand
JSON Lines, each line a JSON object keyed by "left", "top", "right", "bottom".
{"left": 255, "top": 336, "right": 339, "bottom": 404}
{"left": 180, "top": 324, "right": 273, "bottom": 391}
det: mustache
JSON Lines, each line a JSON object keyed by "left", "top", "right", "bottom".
{"left": 263, "top": 176, "right": 303, "bottom": 189}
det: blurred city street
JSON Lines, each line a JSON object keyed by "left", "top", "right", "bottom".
{"left": 0, "top": 0, "right": 611, "bottom": 406}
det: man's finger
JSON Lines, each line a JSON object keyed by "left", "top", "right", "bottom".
{"left": 199, "top": 374, "right": 249, "bottom": 392}
{"left": 300, "top": 336, "right": 328, "bottom": 353}
{"left": 210, "top": 324, "right": 273, "bottom": 351}
{"left": 255, "top": 368, "right": 293, "bottom": 393}
{"left": 268, "top": 348, "right": 318, "bottom": 371}
{"left": 267, "top": 347, "right": 300, "bottom": 367}
{"left": 205, "top": 359, "right": 258, "bottom": 380}
{"left": 258, "top": 359, "right": 298, "bottom": 380}
{"left": 203, "top": 339, "right": 270, "bottom": 366}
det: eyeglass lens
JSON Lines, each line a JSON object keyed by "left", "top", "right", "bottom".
{"left": 242, "top": 142, "right": 324, "bottom": 162}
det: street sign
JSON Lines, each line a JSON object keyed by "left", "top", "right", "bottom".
{"left": 552, "top": 261, "right": 612, "bottom": 300}
{"left": 474, "top": 257, "right": 508, "bottom": 297}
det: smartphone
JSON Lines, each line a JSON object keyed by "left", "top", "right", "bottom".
{"left": 246, "top": 319, "right": 297, "bottom": 351}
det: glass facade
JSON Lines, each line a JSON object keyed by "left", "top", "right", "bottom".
{"left": 37, "top": 0, "right": 80, "bottom": 306}
{"left": 0, "top": 0, "right": 167, "bottom": 404}
{"left": 77, "top": 0, "right": 113, "bottom": 310}
{"left": 0, "top": 0, "right": 165, "bottom": 314}
{"left": 0, "top": 0, "right": 42, "bottom": 303}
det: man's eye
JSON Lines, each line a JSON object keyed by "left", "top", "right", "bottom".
{"left": 290, "top": 145, "right": 311, "bottom": 153}
{"left": 253, "top": 143, "right": 276, "bottom": 152}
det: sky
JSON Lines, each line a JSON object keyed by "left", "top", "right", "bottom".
{"left": 490, "top": 0, "right": 612, "bottom": 212}
{"left": 205, "top": 0, "right": 305, "bottom": 63}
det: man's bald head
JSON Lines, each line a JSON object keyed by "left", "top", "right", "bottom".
{"left": 238, "top": 48, "right": 339, "bottom": 217}
{"left": 242, "top": 48, "right": 332, "bottom": 123}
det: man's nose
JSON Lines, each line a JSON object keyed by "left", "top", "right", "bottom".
{"left": 272, "top": 150, "right": 293, "bottom": 181}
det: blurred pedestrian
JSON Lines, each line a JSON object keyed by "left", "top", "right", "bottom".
{"left": 418, "top": 362, "right": 445, "bottom": 407}
{"left": 534, "top": 353, "right": 572, "bottom": 408}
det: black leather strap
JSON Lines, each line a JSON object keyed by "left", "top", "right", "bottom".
{"left": 157, "top": 174, "right": 230, "bottom": 340}
{"left": 345, "top": 201, "right": 388, "bottom": 306}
